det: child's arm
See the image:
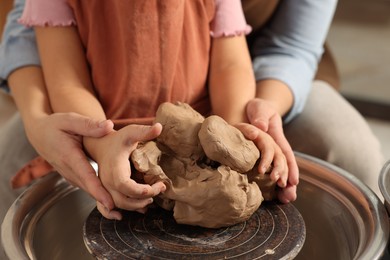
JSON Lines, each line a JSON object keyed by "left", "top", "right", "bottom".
{"left": 34, "top": 26, "right": 165, "bottom": 219}
{"left": 8, "top": 66, "right": 116, "bottom": 206}
{"left": 208, "top": 35, "right": 255, "bottom": 125}
{"left": 2, "top": 1, "right": 117, "bottom": 212}
{"left": 35, "top": 26, "right": 106, "bottom": 120}
{"left": 208, "top": 35, "right": 288, "bottom": 194}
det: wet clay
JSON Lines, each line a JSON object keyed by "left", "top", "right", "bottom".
{"left": 131, "top": 102, "right": 276, "bottom": 228}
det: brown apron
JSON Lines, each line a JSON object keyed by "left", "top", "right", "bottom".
{"left": 68, "top": 0, "right": 215, "bottom": 128}
{"left": 0, "top": 0, "right": 13, "bottom": 42}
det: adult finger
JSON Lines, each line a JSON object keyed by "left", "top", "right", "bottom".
{"left": 97, "top": 201, "right": 122, "bottom": 220}
{"left": 284, "top": 149, "right": 299, "bottom": 186}
{"left": 54, "top": 113, "right": 114, "bottom": 137}
{"left": 64, "top": 150, "right": 116, "bottom": 211}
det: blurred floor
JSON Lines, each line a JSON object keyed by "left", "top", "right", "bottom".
{"left": 327, "top": 0, "right": 390, "bottom": 162}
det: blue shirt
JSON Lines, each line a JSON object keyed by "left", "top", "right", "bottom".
{"left": 0, "top": 0, "right": 337, "bottom": 123}
{"left": 0, "top": 0, "right": 40, "bottom": 90}
{"left": 251, "top": 0, "right": 337, "bottom": 122}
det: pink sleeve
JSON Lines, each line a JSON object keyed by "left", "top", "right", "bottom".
{"left": 19, "top": 0, "right": 76, "bottom": 27}
{"left": 210, "top": 0, "right": 252, "bottom": 38}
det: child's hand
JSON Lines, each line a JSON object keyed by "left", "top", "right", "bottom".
{"left": 84, "top": 123, "right": 166, "bottom": 220}
{"left": 235, "top": 123, "right": 288, "bottom": 188}
{"left": 243, "top": 98, "right": 299, "bottom": 203}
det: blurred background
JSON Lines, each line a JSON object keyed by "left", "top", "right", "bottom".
{"left": 327, "top": 0, "right": 390, "bottom": 160}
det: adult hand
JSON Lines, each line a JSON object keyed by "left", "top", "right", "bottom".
{"left": 24, "top": 112, "right": 116, "bottom": 212}
{"left": 85, "top": 123, "right": 166, "bottom": 220}
{"left": 246, "top": 98, "right": 298, "bottom": 203}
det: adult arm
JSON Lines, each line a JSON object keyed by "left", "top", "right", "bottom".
{"left": 251, "top": 0, "right": 338, "bottom": 122}
{"left": 0, "top": 0, "right": 39, "bottom": 90}
{"left": 8, "top": 67, "right": 118, "bottom": 213}
{"left": 247, "top": 0, "right": 338, "bottom": 202}
{"left": 0, "top": 0, "right": 117, "bottom": 213}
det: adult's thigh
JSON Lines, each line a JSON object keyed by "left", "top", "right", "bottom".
{"left": 284, "top": 80, "right": 384, "bottom": 197}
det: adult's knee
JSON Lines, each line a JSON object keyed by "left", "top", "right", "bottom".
{"left": 285, "top": 81, "right": 384, "bottom": 196}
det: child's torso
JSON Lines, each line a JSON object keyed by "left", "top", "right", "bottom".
{"left": 68, "top": 0, "right": 215, "bottom": 127}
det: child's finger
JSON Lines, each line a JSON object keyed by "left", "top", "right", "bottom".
{"left": 114, "top": 195, "right": 154, "bottom": 211}
{"left": 151, "top": 181, "right": 167, "bottom": 194}
{"left": 267, "top": 122, "right": 299, "bottom": 186}
{"left": 108, "top": 182, "right": 164, "bottom": 213}
{"left": 116, "top": 178, "right": 165, "bottom": 199}
{"left": 241, "top": 132, "right": 275, "bottom": 175}
{"left": 272, "top": 153, "right": 288, "bottom": 188}
{"left": 55, "top": 113, "right": 114, "bottom": 137}
{"left": 256, "top": 143, "right": 274, "bottom": 174}
{"left": 234, "top": 123, "right": 259, "bottom": 141}
{"left": 111, "top": 181, "right": 166, "bottom": 211}
{"left": 272, "top": 137, "right": 299, "bottom": 186}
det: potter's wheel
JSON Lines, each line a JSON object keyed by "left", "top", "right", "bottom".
{"left": 83, "top": 202, "right": 305, "bottom": 259}
{"left": 3, "top": 152, "right": 389, "bottom": 260}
